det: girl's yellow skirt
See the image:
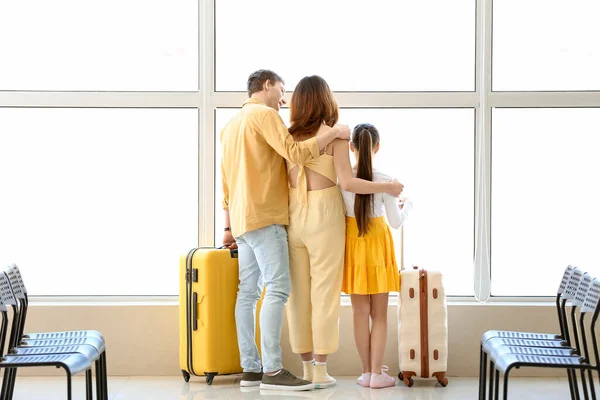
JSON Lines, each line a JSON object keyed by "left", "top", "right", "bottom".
{"left": 342, "top": 216, "right": 400, "bottom": 295}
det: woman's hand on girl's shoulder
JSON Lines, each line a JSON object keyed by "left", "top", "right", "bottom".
{"left": 333, "top": 124, "right": 351, "bottom": 140}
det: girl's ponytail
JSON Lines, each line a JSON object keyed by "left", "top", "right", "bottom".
{"left": 353, "top": 124, "right": 379, "bottom": 236}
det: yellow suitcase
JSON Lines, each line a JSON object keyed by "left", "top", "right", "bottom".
{"left": 179, "top": 247, "right": 262, "bottom": 385}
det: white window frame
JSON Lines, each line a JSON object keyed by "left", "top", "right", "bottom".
{"left": 2, "top": 0, "right": 599, "bottom": 302}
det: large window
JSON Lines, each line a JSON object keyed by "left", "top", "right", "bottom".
{"left": 487, "top": 0, "right": 600, "bottom": 297}
{"left": 215, "top": 0, "right": 475, "bottom": 92}
{"left": 491, "top": 108, "right": 600, "bottom": 296}
{"left": 493, "top": 0, "right": 600, "bottom": 91}
{"left": 0, "top": 0, "right": 198, "bottom": 91}
{"left": 0, "top": 109, "right": 198, "bottom": 295}
{"left": 2, "top": 0, "right": 600, "bottom": 298}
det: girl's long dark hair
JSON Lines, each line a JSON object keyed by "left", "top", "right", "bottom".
{"left": 352, "top": 123, "right": 380, "bottom": 236}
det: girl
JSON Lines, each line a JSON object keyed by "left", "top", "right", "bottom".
{"left": 340, "top": 123, "right": 412, "bottom": 389}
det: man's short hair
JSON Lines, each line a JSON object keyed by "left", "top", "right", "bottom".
{"left": 247, "top": 70, "right": 284, "bottom": 97}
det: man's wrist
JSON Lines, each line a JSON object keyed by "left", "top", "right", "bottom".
{"left": 224, "top": 227, "right": 231, "bottom": 232}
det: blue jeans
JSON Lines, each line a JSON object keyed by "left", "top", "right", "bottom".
{"left": 235, "top": 224, "right": 291, "bottom": 374}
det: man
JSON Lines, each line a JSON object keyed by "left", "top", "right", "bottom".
{"left": 220, "top": 70, "right": 351, "bottom": 391}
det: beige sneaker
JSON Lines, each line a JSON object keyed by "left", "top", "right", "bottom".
{"left": 303, "top": 361, "right": 314, "bottom": 381}
{"left": 312, "top": 364, "right": 336, "bottom": 389}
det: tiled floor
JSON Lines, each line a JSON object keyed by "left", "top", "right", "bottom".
{"left": 11, "top": 375, "right": 579, "bottom": 399}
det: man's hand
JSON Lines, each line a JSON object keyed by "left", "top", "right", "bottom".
{"left": 387, "top": 179, "right": 404, "bottom": 197}
{"left": 223, "top": 231, "right": 237, "bottom": 249}
{"left": 334, "top": 124, "right": 351, "bottom": 141}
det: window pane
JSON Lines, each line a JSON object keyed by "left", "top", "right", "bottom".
{"left": 215, "top": 0, "right": 475, "bottom": 92}
{"left": 0, "top": 0, "right": 198, "bottom": 91}
{"left": 491, "top": 109, "right": 600, "bottom": 296}
{"left": 0, "top": 108, "right": 198, "bottom": 295}
{"left": 215, "top": 108, "right": 474, "bottom": 296}
{"left": 493, "top": 0, "right": 600, "bottom": 91}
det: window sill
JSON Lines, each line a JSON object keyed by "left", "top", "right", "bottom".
{"left": 28, "top": 295, "right": 557, "bottom": 307}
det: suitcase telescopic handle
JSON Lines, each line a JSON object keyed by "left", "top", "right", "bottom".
{"left": 192, "top": 292, "right": 198, "bottom": 331}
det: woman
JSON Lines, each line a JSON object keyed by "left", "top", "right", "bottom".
{"left": 284, "top": 75, "right": 403, "bottom": 388}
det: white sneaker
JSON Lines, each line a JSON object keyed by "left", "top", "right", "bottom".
{"left": 370, "top": 366, "right": 396, "bottom": 389}
{"left": 357, "top": 372, "right": 371, "bottom": 387}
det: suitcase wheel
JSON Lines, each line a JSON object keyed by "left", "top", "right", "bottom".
{"left": 182, "top": 370, "right": 190, "bottom": 383}
{"left": 206, "top": 374, "right": 215, "bottom": 385}
{"left": 404, "top": 377, "right": 414, "bottom": 387}
{"left": 437, "top": 376, "right": 449, "bottom": 387}
{"left": 398, "top": 372, "right": 403, "bottom": 380}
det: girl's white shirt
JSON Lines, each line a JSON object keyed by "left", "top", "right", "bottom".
{"left": 339, "top": 169, "right": 412, "bottom": 229}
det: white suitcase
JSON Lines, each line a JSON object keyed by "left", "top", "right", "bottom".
{"left": 397, "top": 265, "right": 449, "bottom": 387}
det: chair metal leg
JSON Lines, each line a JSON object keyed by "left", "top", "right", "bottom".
{"left": 479, "top": 348, "right": 488, "bottom": 400}
{"left": 102, "top": 351, "right": 108, "bottom": 400}
{"left": 494, "top": 369, "right": 500, "bottom": 400}
{"left": 86, "top": 369, "right": 93, "bottom": 400}
{"left": 95, "top": 359, "right": 103, "bottom": 400}
{"left": 571, "top": 370, "right": 581, "bottom": 400}
{"left": 7, "top": 366, "right": 18, "bottom": 400}
{"left": 3, "top": 367, "right": 13, "bottom": 400}
{"left": 568, "top": 369, "right": 578, "bottom": 400}
{"left": 502, "top": 370, "right": 510, "bottom": 400}
{"left": 580, "top": 368, "right": 590, "bottom": 400}
{"left": 67, "top": 370, "right": 73, "bottom": 400}
{"left": 586, "top": 368, "right": 596, "bottom": 400}
{"left": 489, "top": 361, "right": 495, "bottom": 400}
{"left": 0, "top": 367, "right": 11, "bottom": 400}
